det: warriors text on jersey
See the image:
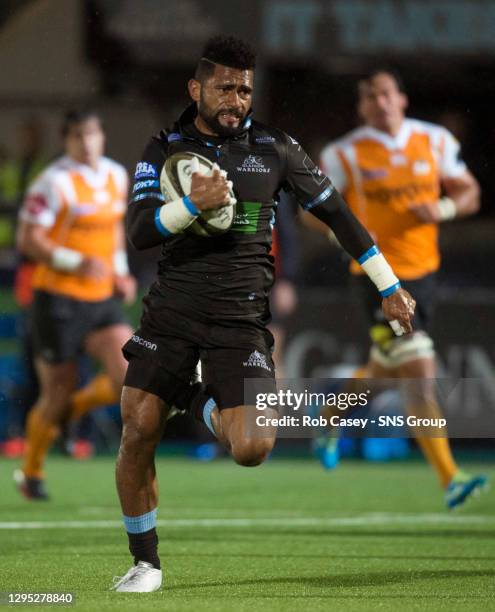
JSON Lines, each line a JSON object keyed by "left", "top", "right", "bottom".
{"left": 320, "top": 119, "right": 466, "bottom": 279}
{"left": 20, "top": 156, "right": 128, "bottom": 301}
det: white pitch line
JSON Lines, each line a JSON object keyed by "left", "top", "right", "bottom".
{"left": 0, "top": 514, "right": 493, "bottom": 530}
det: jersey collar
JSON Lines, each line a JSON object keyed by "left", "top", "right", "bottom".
{"left": 359, "top": 119, "right": 413, "bottom": 150}
{"left": 61, "top": 155, "right": 110, "bottom": 188}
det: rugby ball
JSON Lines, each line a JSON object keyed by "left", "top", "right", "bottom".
{"left": 160, "top": 152, "right": 236, "bottom": 236}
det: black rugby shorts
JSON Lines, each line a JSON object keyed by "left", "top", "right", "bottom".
{"left": 31, "top": 290, "right": 127, "bottom": 363}
{"left": 122, "top": 297, "right": 276, "bottom": 410}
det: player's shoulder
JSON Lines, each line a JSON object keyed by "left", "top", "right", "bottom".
{"left": 405, "top": 117, "right": 452, "bottom": 142}
{"left": 320, "top": 127, "right": 369, "bottom": 166}
{"left": 249, "top": 120, "right": 290, "bottom": 146}
{"left": 139, "top": 130, "right": 169, "bottom": 160}
{"left": 100, "top": 156, "right": 127, "bottom": 177}
{"left": 322, "top": 125, "right": 371, "bottom": 153}
{"left": 28, "top": 156, "right": 69, "bottom": 190}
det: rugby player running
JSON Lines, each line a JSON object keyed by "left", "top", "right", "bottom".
{"left": 112, "top": 37, "right": 414, "bottom": 592}
{"left": 316, "top": 69, "right": 487, "bottom": 509}
{"left": 15, "top": 110, "right": 136, "bottom": 500}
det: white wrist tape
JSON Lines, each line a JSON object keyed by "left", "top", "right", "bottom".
{"left": 437, "top": 197, "right": 457, "bottom": 221}
{"left": 113, "top": 249, "right": 130, "bottom": 276}
{"left": 358, "top": 246, "right": 400, "bottom": 297}
{"left": 155, "top": 196, "right": 199, "bottom": 236}
{"left": 51, "top": 247, "right": 83, "bottom": 272}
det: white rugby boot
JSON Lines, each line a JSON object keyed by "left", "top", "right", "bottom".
{"left": 111, "top": 561, "right": 162, "bottom": 592}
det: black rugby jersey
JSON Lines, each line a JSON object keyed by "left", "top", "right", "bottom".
{"left": 127, "top": 104, "right": 370, "bottom": 319}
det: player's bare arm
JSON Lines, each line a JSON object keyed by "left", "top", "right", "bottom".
{"left": 409, "top": 170, "right": 480, "bottom": 223}
{"left": 441, "top": 170, "right": 480, "bottom": 217}
{"left": 16, "top": 221, "right": 107, "bottom": 279}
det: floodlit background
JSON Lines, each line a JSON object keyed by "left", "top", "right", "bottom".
{"left": 0, "top": 2, "right": 494, "bottom": 609}
{"left": 0, "top": 0, "right": 494, "bottom": 458}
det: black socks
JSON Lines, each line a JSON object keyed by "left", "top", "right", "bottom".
{"left": 127, "top": 528, "right": 161, "bottom": 570}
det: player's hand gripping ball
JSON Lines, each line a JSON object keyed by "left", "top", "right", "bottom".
{"left": 160, "top": 152, "right": 236, "bottom": 236}
{"left": 382, "top": 288, "right": 416, "bottom": 336}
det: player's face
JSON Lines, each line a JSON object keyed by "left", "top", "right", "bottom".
{"left": 64, "top": 117, "right": 105, "bottom": 168}
{"left": 193, "top": 64, "right": 254, "bottom": 137}
{"left": 358, "top": 73, "right": 408, "bottom": 134}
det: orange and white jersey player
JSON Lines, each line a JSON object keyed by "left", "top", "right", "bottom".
{"left": 317, "top": 69, "right": 486, "bottom": 509}
{"left": 15, "top": 109, "right": 137, "bottom": 500}
{"left": 320, "top": 68, "right": 480, "bottom": 354}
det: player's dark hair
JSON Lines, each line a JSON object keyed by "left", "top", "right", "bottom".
{"left": 61, "top": 108, "right": 102, "bottom": 137}
{"left": 195, "top": 35, "right": 256, "bottom": 82}
{"left": 358, "top": 67, "right": 407, "bottom": 95}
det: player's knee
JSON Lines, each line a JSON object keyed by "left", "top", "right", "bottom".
{"left": 120, "top": 415, "right": 160, "bottom": 453}
{"left": 39, "top": 385, "right": 73, "bottom": 414}
{"left": 231, "top": 438, "right": 274, "bottom": 467}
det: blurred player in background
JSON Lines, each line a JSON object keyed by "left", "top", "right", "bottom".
{"left": 112, "top": 36, "right": 414, "bottom": 592}
{"left": 14, "top": 109, "right": 136, "bottom": 500}
{"left": 317, "top": 68, "right": 487, "bottom": 508}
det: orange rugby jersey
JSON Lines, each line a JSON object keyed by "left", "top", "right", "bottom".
{"left": 320, "top": 119, "right": 466, "bottom": 280}
{"left": 20, "top": 156, "right": 128, "bottom": 301}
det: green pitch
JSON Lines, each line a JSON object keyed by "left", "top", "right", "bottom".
{"left": 0, "top": 457, "right": 493, "bottom": 611}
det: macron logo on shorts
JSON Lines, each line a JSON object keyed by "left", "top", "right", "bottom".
{"left": 243, "top": 350, "right": 271, "bottom": 372}
{"left": 132, "top": 334, "right": 157, "bottom": 351}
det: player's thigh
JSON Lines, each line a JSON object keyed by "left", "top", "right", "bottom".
{"left": 34, "top": 358, "right": 78, "bottom": 420}
{"left": 31, "top": 290, "right": 86, "bottom": 365}
{"left": 85, "top": 323, "right": 133, "bottom": 384}
{"left": 83, "top": 297, "right": 131, "bottom": 380}
{"left": 201, "top": 332, "right": 276, "bottom": 411}
{"left": 397, "top": 355, "right": 438, "bottom": 407}
{"left": 353, "top": 274, "right": 437, "bottom": 373}
{"left": 202, "top": 332, "right": 278, "bottom": 460}
{"left": 123, "top": 326, "right": 200, "bottom": 412}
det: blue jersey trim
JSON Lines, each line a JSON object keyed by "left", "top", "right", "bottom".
{"left": 132, "top": 191, "right": 164, "bottom": 204}
{"left": 381, "top": 282, "right": 401, "bottom": 297}
{"left": 154, "top": 207, "right": 171, "bottom": 236}
{"left": 303, "top": 186, "right": 334, "bottom": 210}
{"left": 358, "top": 245, "right": 380, "bottom": 265}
